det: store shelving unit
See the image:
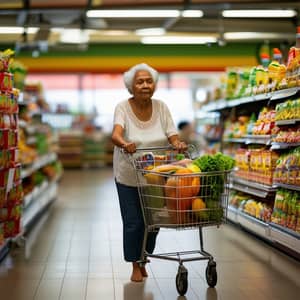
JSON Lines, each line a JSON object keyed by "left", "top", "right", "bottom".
{"left": 21, "top": 155, "right": 62, "bottom": 232}
{"left": 21, "top": 153, "right": 57, "bottom": 179}
{"left": 22, "top": 178, "right": 59, "bottom": 231}
{"left": 202, "top": 87, "right": 300, "bottom": 256}
{"left": 227, "top": 207, "right": 300, "bottom": 254}
{"left": 230, "top": 176, "right": 276, "bottom": 198}
{"left": 203, "top": 87, "right": 300, "bottom": 113}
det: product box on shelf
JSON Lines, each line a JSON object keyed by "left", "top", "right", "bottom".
{"left": 0, "top": 72, "right": 13, "bottom": 92}
{"left": 0, "top": 49, "right": 23, "bottom": 242}
{"left": 275, "top": 98, "right": 300, "bottom": 121}
{"left": 271, "top": 189, "right": 300, "bottom": 232}
{"left": 273, "top": 148, "right": 300, "bottom": 185}
{"left": 235, "top": 149, "right": 279, "bottom": 185}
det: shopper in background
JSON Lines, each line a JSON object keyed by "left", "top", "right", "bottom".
{"left": 111, "top": 63, "right": 187, "bottom": 282}
{"left": 178, "top": 120, "right": 207, "bottom": 153}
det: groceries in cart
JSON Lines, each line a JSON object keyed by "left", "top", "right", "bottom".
{"left": 134, "top": 151, "right": 234, "bottom": 228}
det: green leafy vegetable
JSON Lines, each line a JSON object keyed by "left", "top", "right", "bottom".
{"left": 193, "top": 153, "right": 235, "bottom": 202}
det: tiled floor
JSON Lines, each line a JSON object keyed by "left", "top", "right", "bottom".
{"left": 0, "top": 169, "right": 299, "bottom": 300}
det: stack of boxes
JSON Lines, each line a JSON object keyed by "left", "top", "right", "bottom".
{"left": 0, "top": 50, "right": 23, "bottom": 247}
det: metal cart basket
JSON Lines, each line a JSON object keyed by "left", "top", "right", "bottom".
{"left": 130, "top": 146, "right": 231, "bottom": 296}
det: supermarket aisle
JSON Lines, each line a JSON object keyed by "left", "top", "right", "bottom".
{"left": 0, "top": 169, "right": 299, "bottom": 300}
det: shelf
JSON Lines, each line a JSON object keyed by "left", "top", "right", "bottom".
{"left": 227, "top": 207, "right": 300, "bottom": 254}
{"left": 237, "top": 210, "right": 271, "bottom": 240}
{"left": 270, "top": 87, "right": 299, "bottom": 101}
{"left": 202, "top": 87, "right": 300, "bottom": 112}
{"left": 269, "top": 223, "right": 300, "bottom": 254}
{"left": 231, "top": 176, "right": 276, "bottom": 197}
{"left": 22, "top": 181, "right": 58, "bottom": 231}
{"left": 21, "top": 152, "right": 57, "bottom": 179}
{"left": 227, "top": 205, "right": 238, "bottom": 223}
{"left": 271, "top": 142, "right": 300, "bottom": 150}
{"left": 223, "top": 138, "right": 247, "bottom": 144}
{"left": 274, "top": 183, "right": 300, "bottom": 192}
{"left": 23, "top": 173, "right": 62, "bottom": 210}
{"left": 244, "top": 135, "right": 273, "bottom": 145}
{"left": 223, "top": 135, "right": 273, "bottom": 145}
{"left": 275, "top": 119, "right": 300, "bottom": 126}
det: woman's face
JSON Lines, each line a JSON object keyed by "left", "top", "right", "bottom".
{"left": 132, "top": 70, "right": 155, "bottom": 101}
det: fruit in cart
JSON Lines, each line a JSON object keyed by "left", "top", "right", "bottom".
{"left": 151, "top": 164, "right": 184, "bottom": 173}
{"left": 165, "top": 168, "right": 200, "bottom": 224}
{"left": 144, "top": 172, "right": 165, "bottom": 185}
{"left": 165, "top": 168, "right": 200, "bottom": 200}
{"left": 143, "top": 185, "right": 165, "bottom": 209}
{"left": 187, "top": 163, "right": 201, "bottom": 173}
{"left": 192, "top": 198, "right": 208, "bottom": 220}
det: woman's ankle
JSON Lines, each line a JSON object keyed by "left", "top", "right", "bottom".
{"left": 140, "top": 265, "right": 148, "bottom": 277}
{"left": 131, "top": 262, "right": 143, "bottom": 282}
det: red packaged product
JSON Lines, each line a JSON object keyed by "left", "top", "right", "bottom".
{"left": 0, "top": 92, "right": 8, "bottom": 112}
{"left": 13, "top": 164, "right": 21, "bottom": 183}
{"left": 0, "top": 187, "right": 7, "bottom": 208}
{"left": 4, "top": 220, "right": 15, "bottom": 238}
{"left": 0, "top": 168, "right": 9, "bottom": 188}
{"left": 0, "top": 208, "right": 8, "bottom": 222}
{"left": 0, "top": 129, "right": 9, "bottom": 149}
{"left": 0, "top": 72, "right": 13, "bottom": 91}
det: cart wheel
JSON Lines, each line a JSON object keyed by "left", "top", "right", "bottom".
{"left": 176, "top": 265, "right": 188, "bottom": 296}
{"left": 205, "top": 261, "right": 217, "bottom": 288}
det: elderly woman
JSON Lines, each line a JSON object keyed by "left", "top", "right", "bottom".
{"left": 112, "top": 63, "right": 186, "bottom": 282}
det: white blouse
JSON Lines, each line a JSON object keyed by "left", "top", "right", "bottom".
{"left": 113, "top": 99, "right": 177, "bottom": 186}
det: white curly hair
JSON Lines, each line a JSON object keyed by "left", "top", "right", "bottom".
{"left": 123, "top": 63, "right": 159, "bottom": 94}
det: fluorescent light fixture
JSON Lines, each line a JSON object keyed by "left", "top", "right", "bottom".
{"left": 224, "top": 32, "right": 293, "bottom": 40}
{"left": 222, "top": 9, "right": 297, "bottom": 18}
{"left": 0, "top": 26, "right": 39, "bottom": 34}
{"left": 100, "top": 30, "right": 131, "bottom": 36}
{"left": 60, "top": 29, "right": 89, "bottom": 44}
{"left": 135, "top": 28, "right": 166, "bottom": 36}
{"left": 181, "top": 10, "right": 203, "bottom": 18}
{"left": 141, "top": 36, "right": 217, "bottom": 44}
{"left": 86, "top": 9, "right": 180, "bottom": 18}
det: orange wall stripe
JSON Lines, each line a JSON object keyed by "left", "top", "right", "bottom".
{"left": 19, "top": 56, "right": 257, "bottom": 73}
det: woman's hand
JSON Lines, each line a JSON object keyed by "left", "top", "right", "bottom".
{"left": 172, "top": 141, "right": 188, "bottom": 152}
{"left": 122, "top": 142, "right": 137, "bottom": 153}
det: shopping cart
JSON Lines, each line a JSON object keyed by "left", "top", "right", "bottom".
{"left": 128, "top": 146, "right": 231, "bottom": 296}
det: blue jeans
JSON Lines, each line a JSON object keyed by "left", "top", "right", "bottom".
{"left": 115, "top": 181, "right": 158, "bottom": 262}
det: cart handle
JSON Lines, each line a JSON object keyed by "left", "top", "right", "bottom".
{"left": 121, "top": 144, "right": 196, "bottom": 153}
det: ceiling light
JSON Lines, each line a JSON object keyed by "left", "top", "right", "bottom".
{"left": 60, "top": 29, "right": 89, "bottom": 44}
{"left": 181, "top": 10, "right": 203, "bottom": 18}
{"left": 224, "top": 32, "right": 295, "bottom": 40}
{"left": 141, "top": 36, "right": 217, "bottom": 44}
{"left": 86, "top": 10, "right": 180, "bottom": 18}
{"left": 222, "top": 9, "right": 297, "bottom": 18}
{"left": 135, "top": 28, "right": 166, "bottom": 36}
{"left": 0, "top": 27, "right": 39, "bottom": 34}
{"left": 99, "top": 30, "right": 131, "bottom": 36}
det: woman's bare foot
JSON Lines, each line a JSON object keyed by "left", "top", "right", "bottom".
{"left": 140, "top": 265, "right": 148, "bottom": 277}
{"left": 130, "top": 262, "right": 143, "bottom": 282}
